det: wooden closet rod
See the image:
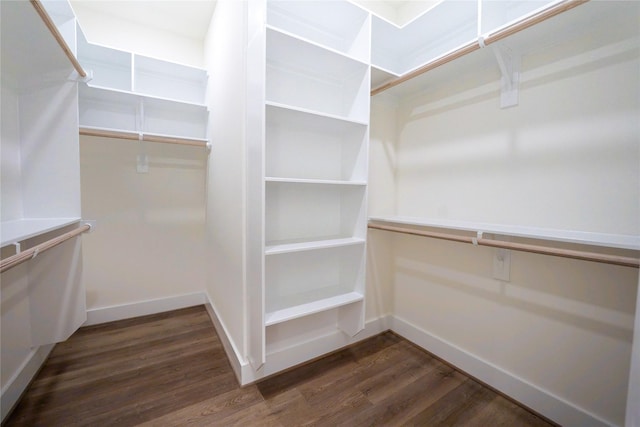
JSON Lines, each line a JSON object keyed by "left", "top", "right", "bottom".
{"left": 0, "top": 224, "right": 91, "bottom": 274}
{"left": 30, "top": 0, "right": 87, "bottom": 78}
{"left": 368, "top": 223, "right": 640, "bottom": 268}
{"left": 371, "top": 0, "right": 590, "bottom": 96}
{"left": 79, "top": 127, "right": 209, "bottom": 148}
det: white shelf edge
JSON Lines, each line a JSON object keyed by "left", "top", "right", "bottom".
{"left": 368, "top": 216, "right": 640, "bottom": 251}
{"left": 265, "top": 101, "right": 368, "bottom": 126}
{"left": 132, "top": 52, "right": 209, "bottom": 73}
{"left": 265, "top": 177, "right": 367, "bottom": 186}
{"left": 83, "top": 84, "right": 207, "bottom": 108}
{"left": 265, "top": 237, "right": 365, "bottom": 255}
{"left": 265, "top": 291, "right": 364, "bottom": 326}
{"left": 265, "top": 25, "right": 369, "bottom": 66}
{"left": 79, "top": 125, "right": 209, "bottom": 144}
{"left": 1, "top": 218, "right": 82, "bottom": 247}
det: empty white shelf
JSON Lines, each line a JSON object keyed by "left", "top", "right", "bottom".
{"left": 265, "top": 177, "right": 366, "bottom": 186}
{"left": 369, "top": 216, "right": 640, "bottom": 251}
{"left": 1, "top": 218, "right": 81, "bottom": 247}
{"left": 265, "top": 236, "right": 365, "bottom": 255}
{"left": 265, "top": 101, "right": 368, "bottom": 126}
{"left": 265, "top": 291, "right": 363, "bottom": 326}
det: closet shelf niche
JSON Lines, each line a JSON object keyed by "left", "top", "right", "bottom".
{"left": 266, "top": 27, "right": 370, "bottom": 123}
{"left": 266, "top": 102, "right": 368, "bottom": 182}
{"left": 77, "top": 27, "right": 209, "bottom": 143}
{"left": 266, "top": 181, "right": 366, "bottom": 244}
{"left": 266, "top": 0, "right": 370, "bottom": 63}
{"left": 264, "top": 243, "right": 365, "bottom": 326}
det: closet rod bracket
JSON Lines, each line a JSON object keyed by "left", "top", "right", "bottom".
{"left": 82, "top": 220, "right": 97, "bottom": 233}
{"left": 491, "top": 43, "right": 520, "bottom": 108}
{"left": 69, "top": 69, "right": 93, "bottom": 84}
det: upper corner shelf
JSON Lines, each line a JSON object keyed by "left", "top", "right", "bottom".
{"left": 77, "top": 31, "right": 207, "bottom": 105}
{"left": 369, "top": 0, "right": 615, "bottom": 96}
{"left": 267, "top": 0, "right": 370, "bottom": 63}
{"left": 371, "top": 0, "right": 477, "bottom": 76}
{"left": 1, "top": 0, "right": 80, "bottom": 90}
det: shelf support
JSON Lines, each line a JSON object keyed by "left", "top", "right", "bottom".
{"left": 492, "top": 43, "right": 520, "bottom": 108}
{"left": 69, "top": 69, "right": 93, "bottom": 84}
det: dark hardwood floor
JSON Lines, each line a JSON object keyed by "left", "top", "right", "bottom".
{"left": 5, "top": 306, "right": 555, "bottom": 426}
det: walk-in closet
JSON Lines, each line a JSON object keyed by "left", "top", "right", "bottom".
{"left": 1, "top": 1, "right": 639, "bottom": 426}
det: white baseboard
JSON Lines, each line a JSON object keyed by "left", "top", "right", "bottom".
{"left": 83, "top": 292, "right": 208, "bottom": 326}
{"left": 203, "top": 300, "right": 248, "bottom": 385}
{"left": 1, "top": 344, "right": 54, "bottom": 422}
{"left": 390, "top": 315, "right": 613, "bottom": 427}
{"left": 201, "top": 297, "right": 391, "bottom": 386}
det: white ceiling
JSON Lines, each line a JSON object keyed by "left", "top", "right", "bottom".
{"left": 70, "top": 1, "right": 217, "bottom": 40}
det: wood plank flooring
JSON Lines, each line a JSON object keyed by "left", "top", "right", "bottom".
{"left": 4, "top": 306, "right": 555, "bottom": 426}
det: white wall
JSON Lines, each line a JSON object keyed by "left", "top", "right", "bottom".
{"left": 395, "top": 14, "right": 639, "bottom": 235}
{"left": 374, "top": 5, "right": 640, "bottom": 426}
{"left": 627, "top": 274, "right": 640, "bottom": 427}
{"left": 366, "top": 97, "right": 399, "bottom": 322}
{"left": 80, "top": 136, "right": 207, "bottom": 311}
{"left": 203, "top": 0, "right": 248, "bottom": 362}
{"left": 70, "top": 1, "right": 204, "bottom": 67}
{"left": 0, "top": 87, "right": 22, "bottom": 221}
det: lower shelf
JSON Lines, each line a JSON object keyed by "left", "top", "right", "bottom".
{"left": 1, "top": 218, "right": 81, "bottom": 247}
{"left": 265, "top": 236, "right": 364, "bottom": 255}
{"left": 265, "top": 291, "right": 363, "bottom": 326}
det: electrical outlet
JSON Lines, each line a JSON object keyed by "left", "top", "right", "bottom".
{"left": 493, "top": 248, "right": 511, "bottom": 281}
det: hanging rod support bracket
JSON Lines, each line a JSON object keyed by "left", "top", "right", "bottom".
{"left": 82, "top": 220, "right": 96, "bottom": 233}
{"left": 68, "top": 69, "right": 93, "bottom": 84}
{"left": 492, "top": 43, "right": 520, "bottom": 108}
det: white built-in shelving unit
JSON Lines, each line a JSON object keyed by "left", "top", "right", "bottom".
{"left": 1, "top": 0, "right": 82, "bottom": 248}
{"left": 76, "top": 28, "right": 208, "bottom": 144}
{"left": 247, "top": 0, "right": 371, "bottom": 368}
